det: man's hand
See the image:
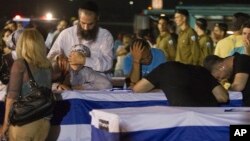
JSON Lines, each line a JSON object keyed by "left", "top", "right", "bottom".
{"left": 57, "top": 84, "right": 71, "bottom": 90}
{"left": 243, "top": 38, "right": 250, "bottom": 55}
{"left": 130, "top": 41, "right": 144, "bottom": 63}
{"left": 68, "top": 52, "right": 86, "bottom": 65}
{"left": 72, "top": 85, "right": 84, "bottom": 90}
{"left": 57, "top": 54, "right": 69, "bottom": 75}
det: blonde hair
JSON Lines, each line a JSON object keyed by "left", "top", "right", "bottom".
{"left": 16, "top": 28, "right": 51, "bottom": 68}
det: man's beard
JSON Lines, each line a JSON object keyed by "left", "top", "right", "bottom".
{"left": 77, "top": 24, "right": 99, "bottom": 41}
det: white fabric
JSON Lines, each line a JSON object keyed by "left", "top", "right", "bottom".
{"left": 91, "top": 106, "right": 250, "bottom": 133}
{"left": 47, "top": 25, "right": 114, "bottom": 72}
{"left": 47, "top": 124, "right": 91, "bottom": 141}
{"left": 58, "top": 89, "right": 166, "bottom": 101}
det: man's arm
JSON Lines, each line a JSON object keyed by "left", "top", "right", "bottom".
{"left": 212, "top": 85, "right": 229, "bottom": 103}
{"left": 229, "top": 73, "right": 249, "bottom": 91}
{"left": 190, "top": 34, "right": 200, "bottom": 65}
{"left": 128, "top": 42, "right": 144, "bottom": 87}
{"left": 47, "top": 30, "right": 66, "bottom": 60}
{"left": 133, "top": 78, "right": 155, "bottom": 93}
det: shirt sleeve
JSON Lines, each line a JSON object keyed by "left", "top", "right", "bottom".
{"left": 145, "top": 64, "right": 163, "bottom": 87}
{"left": 234, "top": 54, "right": 250, "bottom": 73}
{"left": 47, "top": 31, "right": 65, "bottom": 60}
{"left": 7, "top": 60, "right": 25, "bottom": 99}
{"left": 190, "top": 32, "right": 200, "bottom": 65}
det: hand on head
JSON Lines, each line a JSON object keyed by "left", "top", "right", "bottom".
{"left": 130, "top": 41, "right": 144, "bottom": 63}
{"left": 56, "top": 54, "right": 69, "bottom": 75}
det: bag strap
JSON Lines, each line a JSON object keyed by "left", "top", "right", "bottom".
{"left": 23, "top": 60, "right": 38, "bottom": 87}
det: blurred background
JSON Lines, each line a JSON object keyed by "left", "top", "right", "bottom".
{"left": 1, "top": 0, "right": 250, "bottom": 37}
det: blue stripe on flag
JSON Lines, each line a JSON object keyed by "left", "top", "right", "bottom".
{"left": 51, "top": 99, "right": 168, "bottom": 125}
{"left": 1, "top": 99, "right": 243, "bottom": 125}
{"left": 91, "top": 125, "right": 229, "bottom": 141}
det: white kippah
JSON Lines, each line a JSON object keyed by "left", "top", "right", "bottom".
{"left": 71, "top": 44, "right": 91, "bottom": 57}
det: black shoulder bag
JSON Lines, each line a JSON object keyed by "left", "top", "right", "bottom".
{"left": 9, "top": 60, "right": 55, "bottom": 126}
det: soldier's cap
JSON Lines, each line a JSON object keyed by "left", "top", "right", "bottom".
{"left": 71, "top": 44, "right": 91, "bottom": 57}
{"left": 175, "top": 9, "right": 189, "bottom": 17}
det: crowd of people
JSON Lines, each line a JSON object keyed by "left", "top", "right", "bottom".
{"left": 1, "top": 0, "right": 250, "bottom": 140}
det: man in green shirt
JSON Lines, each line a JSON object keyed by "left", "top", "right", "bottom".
{"left": 174, "top": 9, "right": 200, "bottom": 65}
{"left": 156, "top": 17, "right": 176, "bottom": 61}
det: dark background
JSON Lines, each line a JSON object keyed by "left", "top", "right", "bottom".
{"left": 1, "top": 0, "right": 250, "bottom": 37}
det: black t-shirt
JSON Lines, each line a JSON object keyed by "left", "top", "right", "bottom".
{"left": 146, "top": 62, "right": 220, "bottom": 106}
{"left": 230, "top": 53, "right": 250, "bottom": 106}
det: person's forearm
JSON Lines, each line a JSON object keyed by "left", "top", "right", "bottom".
{"left": 228, "top": 83, "right": 244, "bottom": 91}
{"left": 129, "top": 61, "right": 141, "bottom": 87}
{"left": 2, "top": 98, "right": 14, "bottom": 133}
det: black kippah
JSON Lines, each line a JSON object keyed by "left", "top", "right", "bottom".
{"left": 79, "top": 1, "right": 99, "bottom": 14}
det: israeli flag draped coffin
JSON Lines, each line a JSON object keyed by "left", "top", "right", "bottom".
{"left": 90, "top": 106, "right": 250, "bottom": 141}
{"left": 0, "top": 90, "right": 244, "bottom": 141}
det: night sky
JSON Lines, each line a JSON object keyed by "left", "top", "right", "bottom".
{"left": 1, "top": 0, "right": 250, "bottom": 35}
{"left": 1, "top": 0, "right": 250, "bottom": 20}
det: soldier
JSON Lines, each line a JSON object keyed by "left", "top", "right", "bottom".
{"left": 174, "top": 9, "right": 200, "bottom": 65}
{"left": 194, "top": 18, "right": 213, "bottom": 65}
{"left": 156, "top": 17, "right": 177, "bottom": 61}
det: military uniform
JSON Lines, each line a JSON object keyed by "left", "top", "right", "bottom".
{"left": 198, "top": 34, "right": 213, "bottom": 65}
{"left": 156, "top": 32, "right": 176, "bottom": 61}
{"left": 175, "top": 26, "right": 200, "bottom": 65}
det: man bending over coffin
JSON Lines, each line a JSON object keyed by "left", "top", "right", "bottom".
{"left": 133, "top": 61, "right": 228, "bottom": 106}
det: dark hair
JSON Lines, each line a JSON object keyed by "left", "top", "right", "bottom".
{"left": 214, "top": 23, "right": 228, "bottom": 34}
{"left": 232, "top": 12, "right": 250, "bottom": 31}
{"left": 6, "top": 20, "right": 17, "bottom": 26}
{"left": 175, "top": 9, "right": 189, "bottom": 18}
{"left": 137, "top": 29, "right": 151, "bottom": 39}
{"left": 203, "top": 55, "right": 223, "bottom": 72}
{"left": 242, "top": 20, "right": 250, "bottom": 29}
{"left": 196, "top": 18, "right": 207, "bottom": 31}
{"left": 158, "top": 16, "right": 169, "bottom": 22}
{"left": 167, "top": 20, "right": 177, "bottom": 33}
{"left": 79, "top": 1, "right": 99, "bottom": 15}
{"left": 130, "top": 38, "right": 150, "bottom": 50}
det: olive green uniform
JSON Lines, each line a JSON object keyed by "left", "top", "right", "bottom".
{"left": 175, "top": 26, "right": 200, "bottom": 65}
{"left": 156, "top": 32, "right": 176, "bottom": 61}
{"left": 198, "top": 34, "right": 213, "bottom": 65}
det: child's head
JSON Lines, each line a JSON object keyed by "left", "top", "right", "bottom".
{"left": 71, "top": 44, "right": 90, "bottom": 57}
{"left": 70, "top": 44, "right": 90, "bottom": 70}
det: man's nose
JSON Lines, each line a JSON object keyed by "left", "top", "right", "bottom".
{"left": 82, "top": 24, "right": 90, "bottom": 30}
